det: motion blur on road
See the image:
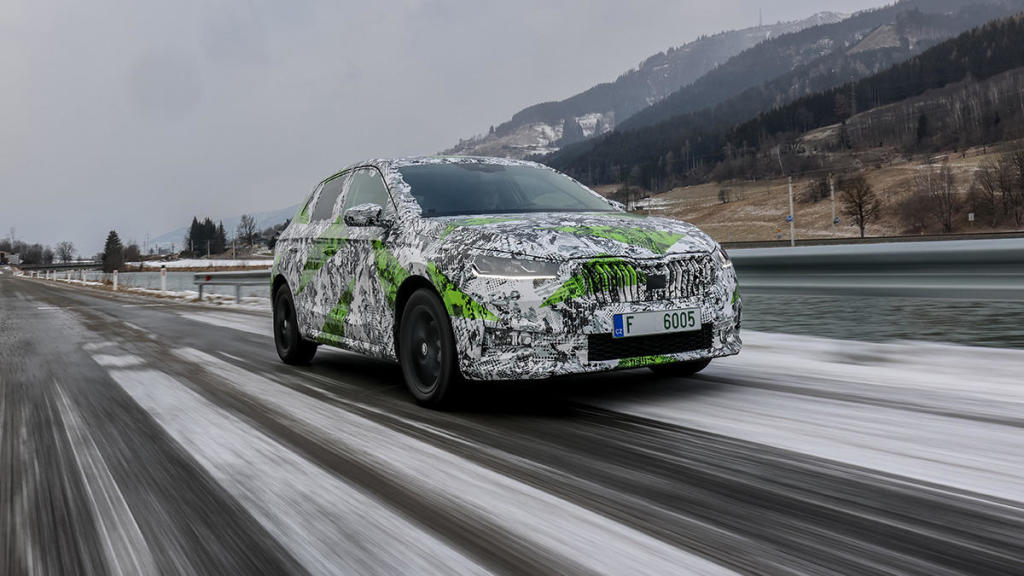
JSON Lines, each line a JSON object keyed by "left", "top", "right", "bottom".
{"left": 3, "top": 239, "right": 1024, "bottom": 575}
{"left": 7, "top": 0, "right": 1024, "bottom": 574}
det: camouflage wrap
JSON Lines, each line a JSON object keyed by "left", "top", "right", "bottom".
{"left": 274, "top": 156, "right": 741, "bottom": 381}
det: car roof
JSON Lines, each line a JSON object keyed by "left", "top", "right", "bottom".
{"left": 334, "top": 156, "right": 548, "bottom": 175}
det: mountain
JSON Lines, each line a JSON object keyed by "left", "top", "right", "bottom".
{"left": 152, "top": 203, "right": 300, "bottom": 249}
{"left": 442, "top": 12, "right": 846, "bottom": 159}
{"left": 615, "top": 0, "right": 1006, "bottom": 132}
{"left": 546, "top": 0, "right": 1024, "bottom": 188}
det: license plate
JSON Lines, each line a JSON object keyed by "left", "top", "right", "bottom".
{"left": 613, "top": 308, "right": 701, "bottom": 338}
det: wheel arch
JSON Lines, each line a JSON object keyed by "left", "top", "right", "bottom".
{"left": 392, "top": 274, "right": 441, "bottom": 357}
{"left": 272, "top": 274, "right": 290, "bottom": 299}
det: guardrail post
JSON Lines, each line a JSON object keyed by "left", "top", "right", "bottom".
{"left": 113, "top": 269, "right": 118, "bottom": 291}
{"left": 198, "top": 284, "right": 204, "bottom": 299}
{"left": 235, "top": 285, "right": 242, "bottom": 303}
{"left": 160, "top": 265, "right": 167, "bottom": 292}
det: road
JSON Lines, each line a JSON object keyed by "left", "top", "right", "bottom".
{"left": 2, "top": 274, "right": 1024, "bottom": 575}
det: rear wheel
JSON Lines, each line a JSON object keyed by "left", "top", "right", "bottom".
{"left": 274, "top": 286, "right": 317, "bottom": 365}
{"left": 399, "top": 289, "right": 460, "bottom": 407}
{"left": 649, "top": 358, "right": 711, "bottom": 378}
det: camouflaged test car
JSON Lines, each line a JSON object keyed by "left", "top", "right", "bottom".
{"left": 271, "top": 157, "right": 742, "bottom": 406}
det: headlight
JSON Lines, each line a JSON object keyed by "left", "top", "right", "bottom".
{"left": 713, "top": 245, "right": 733, "bottom": 269}
{"left": 471, "top": 255, "right": 560, "bottom": 280}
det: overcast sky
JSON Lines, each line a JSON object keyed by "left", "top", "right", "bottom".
{"left": 1, "top": 0, "right": 888, "bottom": 255}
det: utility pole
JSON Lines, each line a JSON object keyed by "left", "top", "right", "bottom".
{"left": 776, "top": 147, "right": 795, "bottom": 247}
{"left": 788, "top": 176, "right": 796, "bottom": 247}
{"left": 829, "top": 174, "right": 837, "bottom": 237}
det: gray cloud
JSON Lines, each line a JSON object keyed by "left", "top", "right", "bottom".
{"left": 1, "top": 0, "right": 887, "bottom": 255}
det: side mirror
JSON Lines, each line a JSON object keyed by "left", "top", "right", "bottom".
{"left": 343, "top": 203, "right": 388, "bottom": 227}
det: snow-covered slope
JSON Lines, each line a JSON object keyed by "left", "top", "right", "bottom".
{"left": 444, "top": 12, "right": 845, "bottom": 159}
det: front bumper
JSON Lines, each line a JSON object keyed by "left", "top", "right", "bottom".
{"left": 454, "top": 297, "right": 742, "bottom": 381}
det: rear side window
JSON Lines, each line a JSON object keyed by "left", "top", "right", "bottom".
{"left": 343, "top": 169, "right": 392, "bottom": 212}
{"left": 312, "top": 175, "right": 345, "bottom": 221}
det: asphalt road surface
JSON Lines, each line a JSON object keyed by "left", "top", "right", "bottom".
{"left": 3, "top": 274, "right": 1024, "bottom": 575}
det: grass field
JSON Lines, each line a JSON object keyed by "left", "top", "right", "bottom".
{"left": 594, "top": 142, "right": 1024, "bottom": 244}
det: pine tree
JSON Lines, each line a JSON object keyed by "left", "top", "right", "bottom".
{"left": 215, "top": 222, "right": 227, "bottom": 254}
{"left": 102, "top": 230, "right": 124, "bottom": 273}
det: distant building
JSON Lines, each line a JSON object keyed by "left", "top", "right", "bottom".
{"left": 0, "top": 251, "right": 19, "bottom": 265}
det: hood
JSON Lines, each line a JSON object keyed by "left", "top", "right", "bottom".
{"left": 436, "top": 212, "right": 717, "bottom": 261}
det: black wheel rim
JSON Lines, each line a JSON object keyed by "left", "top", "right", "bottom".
{"left": 276, "top": 297, "right": 293, "bottom": 352}
{"left": 408, "top": 307, "right": 442, "bottom": 395}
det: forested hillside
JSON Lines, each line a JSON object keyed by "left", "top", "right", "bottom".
{"left": 547, "top": 8, "right": 1024, "bottom": 192}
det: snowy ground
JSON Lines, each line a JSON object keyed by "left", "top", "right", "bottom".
{"left": 5, "top": 273, "right": 1023, "bottom": 574}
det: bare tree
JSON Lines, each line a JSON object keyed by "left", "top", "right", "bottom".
{"left": 237, "top": 214, "right": 258, "bottom": 246}
{"left": 930, "top": 161, "right": 961, "bottom": 233}
{"left": 123, "top": 243, "right": 142, "bottom": 264}
{"left": 1010, "top": 152, "right": 1024, "bottom": 228}
{"left": 839, "top": 175, "right": 883, "bottom": 238}
{"left": 974, "top": 161, "right": 1005, "bottom": 227}
{"left": 55, "top": 241, "right": 76, "bottom": 263}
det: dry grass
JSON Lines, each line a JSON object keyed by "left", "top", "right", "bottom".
{"left": 594, "top": 143, "right": 1024, "bottom": 243}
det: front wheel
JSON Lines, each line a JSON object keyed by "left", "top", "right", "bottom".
{"left": 399, "top": 289, "right": 461, "bottom": 407}
{"left": 649, "top": 358, "right": 711, "bottom": 378}
{"left": 274, "top": 286, "right": 317, "bottom": 365}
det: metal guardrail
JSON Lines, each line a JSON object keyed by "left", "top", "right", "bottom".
{"left": 19, "top": 261, "right": 103, "bottom": 271}
{"left": 722, "top": 231, "right": 1024, "bottom": 250}
{"left": 731, "top": 238, "right": 1024, "bottom": 300}
{"left": 193, "top": 270, "right": 270, "bottom": 301}
{"left": 190, "top": 239, "right": 1024, "bottom": 302}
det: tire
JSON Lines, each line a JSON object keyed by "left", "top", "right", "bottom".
{"left": 274, "top": 286, "right": 317, "bottom": 365}
{"left": 649, "top": 358, "right": 711, "bottom": 378}
{"left": 398, "top": 289, "right": 461, "bottom": 407}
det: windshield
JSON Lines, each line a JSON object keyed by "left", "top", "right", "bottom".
{"left": 398, "top": 163, "right": 616, "bottom": 217}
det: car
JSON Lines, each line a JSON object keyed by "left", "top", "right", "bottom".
{"left": 271, "top": 156, "right": 741, "bottom": 406}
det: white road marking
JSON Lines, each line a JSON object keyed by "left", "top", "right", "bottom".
{"left": 109, "top": 368, "right": 490, "bottom": 576}
{"left": 82, "top": 342, "right": 116, "bottom": 352}
{"left": 176, "top": 311, "right": 269, "bottom": 336}
{"left": 54, "top": 383, "right": 158, "bottom": 576}
{"left": 175, "top": 348, "right": 738, "bottom": 576}
{"left": 91, "top": 355, "right": 144, "bottom": 368}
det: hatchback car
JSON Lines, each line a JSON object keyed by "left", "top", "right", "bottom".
{"left": 272, "top": 157, "right": 741, "bottom": 406}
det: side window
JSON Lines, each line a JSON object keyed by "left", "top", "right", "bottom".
{"left": 342, "top": 169, "right": 392, "bottom": 212}
{"left": 312, "top": 175, "right": 345, "bottom": 221}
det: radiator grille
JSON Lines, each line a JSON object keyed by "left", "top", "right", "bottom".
{"left": 575, "top": 255, "right": 713, "bottom": 304}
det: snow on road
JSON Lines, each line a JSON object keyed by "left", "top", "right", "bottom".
{"left": 171, "top": 347, "right": 739, "bottom": 576}
{"left": 581, "top": 331, "right": 1024, "bottom": 502}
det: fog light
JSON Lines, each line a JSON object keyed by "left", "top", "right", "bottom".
{"left": 485, "top": 328, "right": 536, "bottom": 349}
